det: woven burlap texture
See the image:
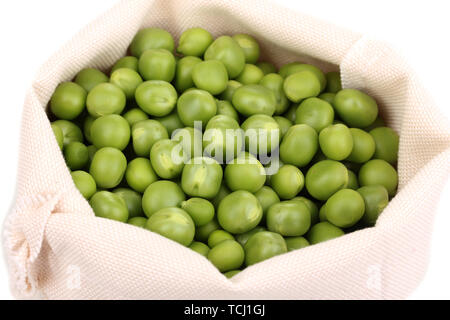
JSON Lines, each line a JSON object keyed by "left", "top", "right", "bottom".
{"left": 2, "top": 0, "right": 450, "bottom": 300}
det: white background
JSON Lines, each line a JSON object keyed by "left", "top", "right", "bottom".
{"left": 0, "top": 0, "right": 449, "bottom": 300}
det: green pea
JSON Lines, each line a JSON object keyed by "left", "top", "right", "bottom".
{"left": 357, "top": 185, "right": 389, "bottom": 226}
{"left": 325, "top": 71, "right": 342, "bottom": 93}
{"left": 90, "top": 114, "right": 130, "bottom": 150}
{"left": 192, "top": 60, "right": 229, "bottom": 95}
{"left": 111, "top": 56, "right": 139, "bottom": 73}
{"left": 150, "top": 139, "right": 185, "bottom": 179}
{"left": 130, "top": 28, "right": 175, "bottom": 57}
{"left": 177, "top": 89, "right": 217, "bottom": 127}
{"left": 125, "top": 157, "right": 158, "bottom": 193}
{"left": 113, "top": 188, "right": 143, "bottom": 218}
{"left": 146, "top": 207, "right": 195, "bottom": 246}
{"left": 285, "top": 236, "right": 310, "bottom": 251}
{"left": 318, "top": 92, "right": 336, "bottom": 105}
{"left": 235, "top": 226, "right": 267, "bottom": 247}
{"left": 232, "top": 84, "right": 276, "bottom": 117}
{"left": 131, "top": 119, "right": 169, "bottom": 157}
{"left": 208, "top": 230, "right": 235, "bottom": 247}
{"left": 122, "top": 108, "right": 149, "bottom": 126}
{"left": 254, "top": 186, "right": 280, "bottom": 222}
{"left": 307, "top": 221, "right": 344, "bottom": 244}
{"left": 364, "top": 116, "right": 385, "bottom": 131}
{"left": 142, "top": 180, "right": 185, "bottom": 217}
{"left": 86, "top": 83, "right": 126, "bottom": 118}
{"left": 211, "top": 183, "right": 231, "bottom": 209}
{"left": 279, "top": 63, "right": 326, "bottom": 91}
{"left": 295, "top": 97, "right": 334, "bottom": 132}
{"left": 204, "top": 36, "right": 246, "bottom": 78}
{"left": 174, "top": 56, "right": 202, "bottom": 93}
{"left": 89, "top": 147, "right": 127, "bottom": 189}
{"left": 259, "top": 73, "right": 289, "bottom": 115}
{"left": 225, "top": 152, "right": 266, "bottom": 193}
{"left": 138, "top": 49, "right": 176, "bottom": 82}
{"left": 110, "top": 68, "right": 143, "bottom": 99}
{"left": 155, "top": 111, "right": 184, "bottom": 136}
{"left": 189, "top": 241, "right": 210, "bottom": 257}
{"left": 134, "top": 80, "right": 177, "bottom": 117}
{"left": 50, "top": 82, "right": 87, "bottom": 120}
{"left": 52, "top": 120, "right": 83, "bottom": 147}
{"left": 87, "top": 145, "right": 98, "bottom": 165}
{"left": 305, "top": 160, "right": 348, "bottom": 201}
{"left": 71, "top": 170, "right": 96, "bottom": 199}
{"left": 324, "top": 189, "right": 365, "bottom": 228}
{"left": 224, "top": 270, "right": 241, "bottom": 278}
{"left": 283, "top": 104, "right": 297, "bottom": 123}
{"left": 358, "top": 159, "right": 398, "bottom": 197}
{"left": 334, "top": 89, "right": 378, "bottom": 128}
{"left": 319, "top": 204, "right": 327, "bottom": 221}
{"left": 270, "top": 165, "right": 304, "bottom": 199}
{"left": 292, "top": 196, "right": 320, "bottom": 225}
{"left": 181, "top": 157, "right": 223, "bottom": 199}
{"left": 208, "top": 240, "right": 244, "bottom": 272}
{"left": 219, "top": 80, "right": 242, "bottom": 102}
{"left": 283, "top": 71, "right": 321, "bottom": 103}
{"left": 369, "top": 127, "right": 399, "bottom": 164}
{"left": 75, "top": 68, "right": 109, "bottom": 92}
{"left": 319, "top": 123, "right": 353, "bottom": 161}
{"left": 51, "top": 123, "right": 64, "bottom": 150}
{"left": 232, "top": 34, "right": 260, "bottom": 64}
{"left": 195, "top": 218, "right": 220, "bottom": 242}
{"left": 177, "top": 27, "right": 213, "bottom": 57}
{"left": 256, "top": 62, "right": 276, "bottom": 75}
{"left": 241, "top": 114, "right": 280, "bottom": 155}
{"left": 235, "top": 64, "right": 264, "bottom": 85}
{"left": 280, "top": 124, "right": 318, "bottom": 167}
{"left": 127, "top": 216, "right": 147, "bottom": 228}
{"left": 273, "top": 116, "right": 292, "bottom": 138}
{"left": 64, "top": 141, "right": 89, "bottom": 170}
{"left": 83, "top": 115, "right": 94, "bottom": 143}
{"left": 346, "top": 128, "right": 376, "bottom": 163}
{"left": 244, "top": 231, "right": 287, "bottom": 266}
{"left": 218, "top": 190, "right": 263, "bottom": 234}
{"left": 267, "top": 200, "right": 311, "bottom": 236}
{"left": 90, "top": 191, "right": 129, "bottom": 222}
{"left": 346, "top": 170, "right": 359, "bottom": 190}
{"left": 181, "top": 197, "right": 215, "bottom": 227}
{"left": 216, "top": 100, "right": 239, "bottom": 122}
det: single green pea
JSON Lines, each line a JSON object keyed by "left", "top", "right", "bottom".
{"left": 135, "top": 80, "right": 177, "bottom": 117}
{"left": 295, "top": 97, "right": 334, "bottom": 132}
{"left": 279, "top": 124, "right": 318, "bottom": 167}
{"left": 90, "top": 114, "right": 130, "bottom": 150}
{"left": 146, "top": 207, "right": 195, "bottom": 246}
{"left": 324, "top": 189, "right": 365, "bottom": 228}
{"left": 358, "top": 159, "right": 398, "bottom": 197}
{"left": 319, "top": 204, "right": 327, "bottom": 221}
{"left": 283, "top": 104, "right": 297, "bottom": 123}
{"left": 211, "top": 183, "right": 231, "bottom": 209}
{"left": 130, "top": 28, "right": 175, "bottom": 58}
{"left": 305, "top": 160, "right": 348, "bottom": 201}
{"left": 208, "top": 230, "right": 235, "bottom": 247}
{"left": 346, "top": 170, "right": 359, "bottom": 190}
{"left": 283, "top": 71, "right": 321, "bottom": 103}
{"left": 90, "top": 191, "right": 129, "bottom": 222}
{"left": 177, "top": 89, "right": 217, "bottom": 127}
{"left": 181, "top": 197, "right": 215, "bottom": 227}
{"left": 172, "top": 127, "right": 203, "bottom": 160}
{"left": 150, "top": 139, "right": 185, "bottom": 179}
{"left": 266, "top": 200, "right": 311, "bottom": 236}
{"left": 219, "top": 80, "right": 242, "bottom": 102}
{"left": 325, "top": 71, "right": 342, "bottom": 93}
{"left": 208, "top": 240, "right": 245, "bottom": 272}
{"left": 181, "top": 157, "right": 223, "bottom": 199}
{"left": 51, "top": 123, "right": 64, "bottom": 150}
{"left": 256, "top": 61, "right": 277, "bottom": 75}
{"left": 259, "top": 73, "right": 289, "bottom": 115}
{"left": 89, "top": 147, "right": 127, "bottom": 189}
{"left": 131, "top": 119, "right": 169, "bottom": 157}
{"left": 83, "top": 115, "right": 95, "bottom": 143}
{"left": 71, "top": 170, "right": 96, "bottom": 199}
{"left": 142, "top": 180, "right": 185, "bottom": 217}
{"left": 232, "top": 34, "right": 260, "bottom": 64}
{"left": 113, "top": 188, "right": 143, "bottom": 218}
{"left": 292, "top": 196, "right": 320, "bottom": 225}
{"left": 63, "top": 140, "right": 88, "bottom": 170}
{"left": 174, "top": 56, "right": 202, "bottom": 92}
{"left": 75, "top": 68, "right": 109, "bottom": 92}
{"left": 138, "top": 49, "right": 176, "bottom": 82}
{"left": 155, "top": 110, "right": 184, "bottom": 136}
{"left": 225, "top": 152, "right": 266, "bottom": 193}
{"left": 189, "top": 241, "right": 210, "bottom": 257}
{"left": 192, "top": 60, "right": 229, "bottom": 95}
{"left": 307, "top": 221, "right": 344, "bottom": 244}
{"left": 110, "top": 68, "right": 143, "bottom": 99}
{"left": 318, "top": 92, "right": 336, "bottom": 106}
{"left": 86, "top": 145, "right": 98, "bottom": 166}
{"left": 204, "top": 36, "right": 246, "bottom": 78}
{"left": 273, "top": 116, "right": 292, "bottom": 139}
{"left": 50, "top": 82, "right": 87, "bottom": 120}
{"left": 122, "top": 108, "right": 149, "bottom": 126}
{"left": 285, "top": 236, "right": 310, "bottom": 251}
{"left": 235, "top": 64, "right": 264, "bottom": 85}
{"left": 369, "top": 127, "right": 399, "bottom": 165}
{"left": 86, "top": 83, "right": 126, "bottom": 118}
{"left": 244, "top": 231, "right": 287, "bottom": 266}
{"left": 346, "top": 128, "right": 376, "bottom": 163}
{"left": 111, "top": 56, "right": 139, "bottom": 73}
{"left": 232, "top": 84, "right": 276, "bottom": 117}
{"left": 235, "top": 226, "right": 267, "bottom": 247}
{"left": 195, "top": 218, "right": 221, "bottom": 242}
{"left": 364, "top": 116, "right": 385, "bottom": 131}
{"left": 127, "top": 216, "right": 148, "bottom": 228}
{"left": 216, "top": 100, "right": 239, "bottom": 122}
{"left": 357, "top": 185, "right": 389, "bottom": 226}
{"left": 279, "top": 62, "right": 326, "bottom": 91}
{"left": 334, "top": 89, "right": 378, "bottom": 128}
{"left": 125, "top": 157, "right": 158, "bottom": 193}
{"left": 177, "top": 27, "right": 213, "bottom": 57}
{"left": 270, "top": 165, "right": 304, "bottom": 200}
{"left": 254, "top": 186, "right": 280, "bottom": 222}
{"left": 319, "top": 123, "right": 353, "bottom": 161}
{"left": 241, "top": 114, "right": 280, "bottom": 156}
{"left": 224, "top": 270, "right": 241, "bottom": 278}
{"left": 218, "top": 190, "right": 263, "bottom": 234}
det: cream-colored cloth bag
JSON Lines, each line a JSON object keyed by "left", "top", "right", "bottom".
{"left": 3, "top": 0, "right": 450, "bottom": 300}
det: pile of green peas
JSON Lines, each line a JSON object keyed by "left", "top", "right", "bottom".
{"left": 49, "top": 27, "right": 399, "bottom": 278}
